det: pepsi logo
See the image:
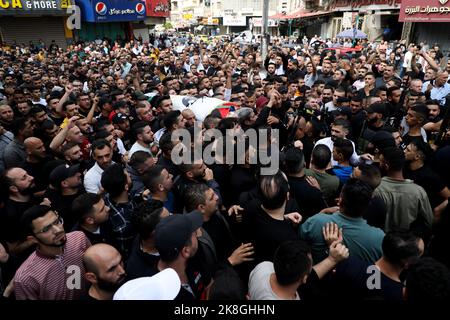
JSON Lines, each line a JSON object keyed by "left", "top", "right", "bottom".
{"left": 136, "top": 3, "right": 145, "bottom": 15}
{"left": 95, "top": 2, "right": 107, "bottom": 15}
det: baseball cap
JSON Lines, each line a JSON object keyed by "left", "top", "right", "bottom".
{"left": 112, "top": 112, "right": 128, "bottom": 124}
{"left": 49, "top": 164, "right": 80, "bottom": 189}
{"left": 113, "top": 268, "right": 181, "bottom": 300}
{"left": 155, "top": 211, "right": 203, "bottom": 255}
{"left": 367, "top": 103, "right": 387, "bottom": 116}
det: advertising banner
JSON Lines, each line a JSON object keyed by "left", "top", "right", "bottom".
{"left": 399, "top": 0, "right": 450, "bottom": 22}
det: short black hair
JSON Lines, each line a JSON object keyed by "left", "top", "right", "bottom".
{"left": 273, "top": 240, "right": 312, "bottom": 286}
{"left": 132, "top": 121, "right": 149, "bottom": 139}
{"left": 132, "top": 200, "right": 165, "bottom": 240}
{"left": 411, "top": 103, "right": 429, "bottom": 123}
{"left": 311, "top": 145, "right": 332, "bottom": 170}
{"left": 21, "top": 205, "right": 54, "bottom": 236}
{"left": 184, "top": 183, "right": 210, "bottom": 212}
{"left": 382, "top": 147, "right": 405, "bottom": 172}
{"left": 406, "top": 257, "right": 450, "bottom": 302}
{"left": 259, "top": 170, "right": 289, "bottom": 210}
{"left": 10, "top": 117, "right": 31, "bottom": 136}
{"left": 128, "top": 150, "right": 152, "bottom": 170}
{"left": 72, "top": 193, "right": 102, "bottom": 223}
{"left": 355, "top": 164, "right": 381, "bottom": 189}
{"left": 332, "top": 118, "right": 351, "bottom": 133}
{"left": 142, "top": 165, "right": 166, "bottom": 193}
{"left": 382, "top": 230, "right": 421, "bottom": 268}
{"left": 283, "top": 147, "right": 305, "bottom": 175}
{"left": 163, "top": 110, "right": 181, "bottom": 130}
{"left": 159, "top": 132, "right": 174, "bottom": 155}
{"left": 333, "top": 138, "right": 354, "bottom": 162}
{"left": 340, "top": 178, "right": 374, "bottom": 218}
{"left": 208, "top": 267, "right": 246, "bottom": 300}
{"left": 29, "top": 104, "right": 46, "bottom": 116}
{"left": 101, "top": 163, "right": 126, "bottom": 198}
{"left": 91, "top": 139, "right": 111, "bottom": 153}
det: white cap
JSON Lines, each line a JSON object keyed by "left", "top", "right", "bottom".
{"left": 113, "top": 268, "right": 181, "bottom": 300}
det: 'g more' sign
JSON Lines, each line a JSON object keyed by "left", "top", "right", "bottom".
{"left": 0, "top": 0, "right": 71, "bottom": 13}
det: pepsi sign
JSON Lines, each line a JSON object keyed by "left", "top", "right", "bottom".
{"left": 135, "top": 3, "right": 145, "bottom": 15}
{"left": 80, "top": 0, "right": 146, "bottom": 22}
{"left": 95, "top": 2, "right": 107, "bottom": 15}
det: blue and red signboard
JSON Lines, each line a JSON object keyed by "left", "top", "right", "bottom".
{"left": 77, "top": 0, "right": 146, "bottom": 22}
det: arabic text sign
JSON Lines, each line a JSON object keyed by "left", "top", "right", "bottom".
{"left": 399, "top": 0, "right": 450, "bottom": 22}
{"left": 145, "top": 0, "right": 169, "bottom": 18}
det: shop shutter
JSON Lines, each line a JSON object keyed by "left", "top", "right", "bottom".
{"left": 0, "top": 16, "right": 67, "bottom": 48}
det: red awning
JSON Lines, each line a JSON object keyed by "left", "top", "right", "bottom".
{"left": 270, "top": 10, "right": 331, "bottom": 20}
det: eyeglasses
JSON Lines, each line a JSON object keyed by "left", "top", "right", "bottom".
{"left": 35, "top": 216, "right": 64, "bottom": 234}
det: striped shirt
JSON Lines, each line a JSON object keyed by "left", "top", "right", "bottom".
{"left": 14, "top": 231, "right": 91, "bottom": 300}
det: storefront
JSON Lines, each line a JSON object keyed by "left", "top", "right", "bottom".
{"left": 326, "top": 0, "right": 402, "bottom": 41}
{"left": 270, "top": 10, "right": 332, "bottom": 38}
{"left": 0, "top": 0, "right": 72, "bottom": 48}
{"left": 75, "top": 0, "right": 146, "bottom": 42}
{"left": 198, "top": 17, "right": 221, "bottom": 36}
{"left": 139, "top": 0, "right": 170, "bottom": 42}
{"left": 250, "top": 17, "right": 279, "bottom": 37}
{"left": 399, "top": 0, "right": 450, "bottom": 51}
{"left": 223, "top": 15, "right": 247, "bottom": 34}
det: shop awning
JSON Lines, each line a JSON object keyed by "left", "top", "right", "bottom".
{"left": 270, "top": 10, "right": 332, "bottom": 20}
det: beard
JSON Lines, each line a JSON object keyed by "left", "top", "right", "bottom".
{"left": 144, "top": 137, "right": 154, "bottom": 145}
{"left": 97, "top": 274, "right": 126, "bottom": 292}
{"left": 18, "top": 183, "right": 36, "bottom": 196}
{"left": 322, "top": 96, "right": 332, "bottom": 104}
{"left": 37, "top": 231, "right": 67, "bottom": 247}
{"left": 367, "top": 117, "right": 378, "bottom": 126}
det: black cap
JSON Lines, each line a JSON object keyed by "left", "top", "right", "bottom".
{"left": 155, "top": 211, "right": 203, "bottom": 254}
{"left": 49, "top": 164, "right": 80, "bottom": 189}
{"left": 112, "top": 112, "right": 128, "bottom": 124}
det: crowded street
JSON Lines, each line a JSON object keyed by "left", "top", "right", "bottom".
{"left": 0, "top": 0, "right": 450, "bottom": 304}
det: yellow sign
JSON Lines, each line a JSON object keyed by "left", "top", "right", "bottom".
{"left": 201, "top": 17, "right": 219, "bottom": 25}
{"left": 0, "top": 0, "right": 70, "bottom": 10}
{"left": 60, "top": 0, "right": 72, "bottom": 9}
{"left": 0, "top": 0, "right": 23, "bottom": 9}
{"left": 183, "top": 13, "right": 193, "bottom": 20}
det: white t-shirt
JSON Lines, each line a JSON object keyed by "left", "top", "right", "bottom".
{"left": 128, "top": 141, "right": 152, "bottom": 158}
{"left": 248, "top": 261, "right": 300, "bottom": 300}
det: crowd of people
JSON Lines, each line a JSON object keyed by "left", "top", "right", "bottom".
{"left": 0, "top": 32, "right": 450, "bottom": 301}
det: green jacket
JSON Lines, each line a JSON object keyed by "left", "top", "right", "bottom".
{"left": 373, "top": 177, "right": 433, "bottom": 232}
{"left": 299, "top": 212, "right": 384, "bottom": 264}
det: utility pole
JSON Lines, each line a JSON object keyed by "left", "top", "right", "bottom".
{"left": 261, "top": 0, "right": 269, "bottom": 60}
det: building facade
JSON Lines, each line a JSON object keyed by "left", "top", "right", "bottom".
{"left": 399, "top": 0, "right": 450, "bottom": 51}
{"left": 0, "top": 0, "right": 73, "bottom": 48}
